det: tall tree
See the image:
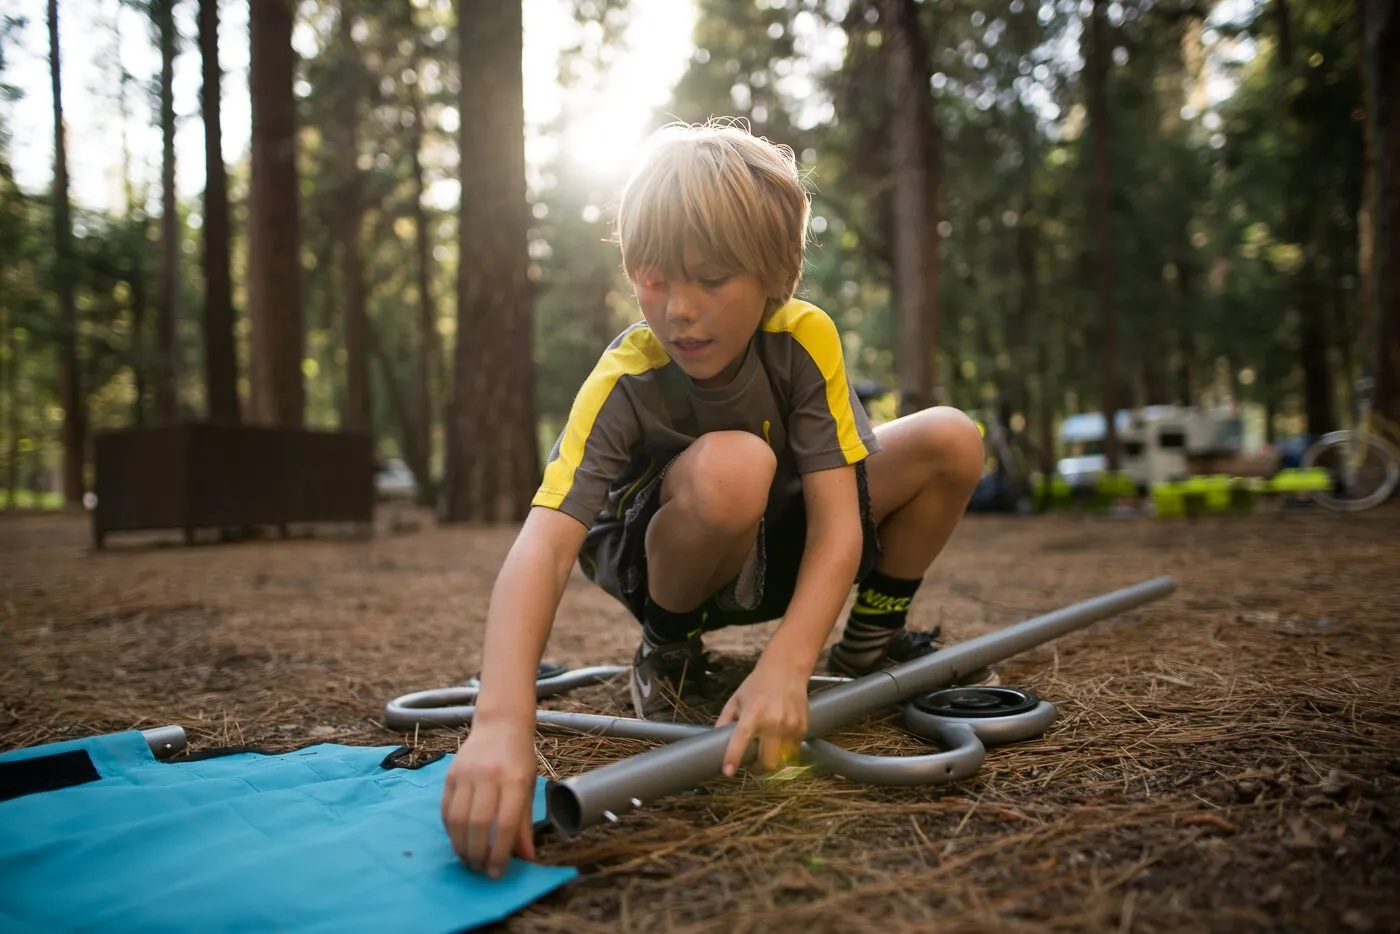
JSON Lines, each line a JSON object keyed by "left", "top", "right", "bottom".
{"left": 200, "top": 0, "right": 239, "bottom": 422}
{"left": 112, "top": 6, "right": 150, "bottom": 425}
{"left": 247, "top": 0, "right": 304, "bottom": 427}
{"left": 879, "top": 0, "right": 940, "bottom": 415}
{"left": 406, "top": 0, "right": 439, "bottom": 505}
{"left": 1086, "top": 0, "right": 1120, "bottom": 471}
{"left": 48, "top": 0, "right": 83, "bottom": 504}
{"left": 334, "top": 0, "right": 371, "bottom": 433}
{"left": 443, "top": 0, "right": 539, "bottom": 522}
{"left": 154, "top": 0, "right": 180, "bottom": 422}
{"left": 1365, "top": 0, "right": 1400, "bottom": 430}
{"left": 1274, "top": 0, "right": 1336, "bottom": 436}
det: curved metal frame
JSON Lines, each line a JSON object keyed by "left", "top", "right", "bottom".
{"left": 381, "top": 577, "right": 1174, "bottom": 834}
{"left": 1302, "top": 429, "right": 1400, "bottom": 512}
{"left": 547, "top": 576, "right": 1174, "bottom": 833}
{"left": 903, "top": 695, "right": 1058, "bottom": 747}
{"left": 385, "top": 685, "right": 1051, "bottom": 789}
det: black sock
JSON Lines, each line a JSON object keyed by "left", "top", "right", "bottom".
{"left": 834, "top": 570, "right": 923, "bottom": 667}
{"left": 641, "top": 595, "right": 706, "bottom": 650}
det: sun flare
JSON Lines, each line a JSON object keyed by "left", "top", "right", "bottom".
{"left": 561, "top": 102, "right": 651, "bottom": 180}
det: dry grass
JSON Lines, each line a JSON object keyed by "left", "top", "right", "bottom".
{"left": 2, "top": 505, "right": 1398, "bottom": 933}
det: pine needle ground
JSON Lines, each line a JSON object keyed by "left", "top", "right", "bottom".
{"left": 2, "top": 507, "right": 1397, "bottom": 933}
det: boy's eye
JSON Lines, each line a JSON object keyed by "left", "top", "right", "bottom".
{"left": 698, "top": 276, "right": 730, "bottom": 289}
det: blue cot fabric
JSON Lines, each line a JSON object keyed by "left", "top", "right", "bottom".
{"left": 0, "top": 731, "right": 576, "bottom": 933}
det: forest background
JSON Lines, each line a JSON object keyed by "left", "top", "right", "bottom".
{"left": 0, "top": 0, "right": 1394, "bottom": 522}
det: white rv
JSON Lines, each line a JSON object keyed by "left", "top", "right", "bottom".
{"left": 1056, "top": 406, "right": 1244, "bottom": 491}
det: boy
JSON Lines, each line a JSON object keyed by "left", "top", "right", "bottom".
{"left": 440, "top": 122, "right": 986, "bottom": 877}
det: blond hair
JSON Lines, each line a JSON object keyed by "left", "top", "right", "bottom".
{"left": 616, "top": 120, "right": 810, "bottom": 316}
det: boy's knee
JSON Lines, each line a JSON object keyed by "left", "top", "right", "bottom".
{"left": 669, "top": 431, "right": 776, "bottom": 532}
{"left": 916, "top": 407, "right": 985, "bottom": 488}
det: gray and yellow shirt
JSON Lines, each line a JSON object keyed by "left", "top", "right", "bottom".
{"left": 533, "top": 300, "right": 879, "bottom": 562}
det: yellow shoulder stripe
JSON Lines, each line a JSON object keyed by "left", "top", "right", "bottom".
{"left": 532, "top": 327, "right": 671, "bottom": 509}
{"left": 764, "top": 300, "right": 869, "bottom": 462}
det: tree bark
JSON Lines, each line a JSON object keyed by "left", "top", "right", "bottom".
{"left": 130, "top": 245, "right": 149, "bottom": 425}
{"left": 4, "top": 323, "right": 18, "bottom": 510}
{"left": 406, "top": 0, "right": 439, "bottom": 506}
{"left": 1298, "top": 281, "right": 1337, "bottom": 436}
{"left": 200, "top": 0, "right": 239, "bottom": 423}
{"left": 247, "top": 0, "right": 304, "bottom": 427}
{"left": 115, "top": 9, "right": 148, "bottom": 425}
{"left": 1087, "top": 0, "right": 1120, "bottom": 471}
{"left": 49, "top": 0, "right": 84, "bottom": 504}
{"left": 443, "top": 0, "right": 539, "bottom": 522}
{"left": 336, "top": 0, "right": 371, "bottom": 434}
{"left": 1, "top": 295, "right": 11, "bottom": 508}
{"left": 1365, "top": 0, "right": 1400, "bottom": 431}
{"left": 879, "top": 0, "right": 940, "bottom": 415}
{"left": 155, "top": 0, "right": 180, "bottom": 423}
{"left": 1011, "top": 99, "right": 1038, "bottom": 424}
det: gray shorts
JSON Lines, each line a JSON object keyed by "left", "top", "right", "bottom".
{"left": 580, "top": 457, "right": 882, "bottom": 628}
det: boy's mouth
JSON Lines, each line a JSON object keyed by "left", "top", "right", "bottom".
{"left": 670, "top": 337, "right": 712, "bottom": 360}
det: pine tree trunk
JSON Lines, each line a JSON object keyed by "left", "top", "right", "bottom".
{"left": 407, "top": 1, "right": 439, "bottom": 506}
{"left": 1365, "top": 0, "right": 1400, "bottom": 430}
{"left": 116, "top": 10, "right": 148, "bottom": 426}
{"left": 1174, "top": 253, "right": 1195, "bottom": 406}
{"left": 1012, "top": 103, "right": 1036, "bottom": 422}
{"left": 1087, "top": 0, "right": 1120, "bottom": 471}
{"left": 443, "top": 0, "right": 539, "bottom": 523}
{"left": 1, "top": 294, "right": 10, "bottom": 508}
{"left": 200, "top": 0, "right": 239, "bottom": 423}
{"left": 880, "top": 0, "right": 939, "bottom": 415}
{"left": 1298, "top": 279, "right": 1337, "bottom": 436}
{"left": 130, "top": 244, "right": 148, "bottom": 425}
{"left": 337, "top": 1, "right": 371, "bottom": 435}
{"left": 155, "top": 0, "right": 180, "bottom": 423}
{"left": 1035, "top": 308, "right": 1059, "bottom": 510}
{"left": 4, "top": 322, "right": 18, "bottom": 510}
{"left": 49, "top": 0, "right": 84, "bottom": 505}
{"left": 247, "top": 0, "right": 304, "bottom": 427}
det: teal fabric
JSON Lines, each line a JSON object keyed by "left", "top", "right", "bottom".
{"left": 0, "top": 731, "right": 576, "bottom": 933}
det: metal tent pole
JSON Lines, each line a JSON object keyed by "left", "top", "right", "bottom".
{"left": 546, "top": 575, "right": 1176, "bottom": 834}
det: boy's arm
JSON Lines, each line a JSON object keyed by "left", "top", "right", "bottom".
{"left": 716, "top": 463, "right": 862, "bottom": 775}
{"left": 471, "top": 507, "right": 590, "bottom": 725}
{"left": 758, "top": 463, "right": 863, "bottom": 676}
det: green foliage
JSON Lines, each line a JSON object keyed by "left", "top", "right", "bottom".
{"left": 0, "top": 0, "right": 1372, "bottom": 500}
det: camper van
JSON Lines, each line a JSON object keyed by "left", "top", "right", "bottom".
{"left": 1056, "top": 406, "right": 1244, "bottom": 492}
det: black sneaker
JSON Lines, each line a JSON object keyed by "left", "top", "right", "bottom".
{"left": 827, "top": 627, "right": 1000, "bottom": 686}
{"left": 629, "top": 637, "right": 722, "bottom": 720}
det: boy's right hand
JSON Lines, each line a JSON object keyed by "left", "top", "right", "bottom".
{"left": 440, "top": 719, "right": 538, "bottom": 877}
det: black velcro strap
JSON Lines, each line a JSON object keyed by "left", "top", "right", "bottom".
{"left": 0, "top": 749, "right": 101, "bottom": 803}
{"left": 379, "top": 746, "right": 447, "bottom": 771}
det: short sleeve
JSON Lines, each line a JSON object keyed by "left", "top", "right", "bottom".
{"left": 770, "top": 303, "right": 880, "bottom": 473}
{"left": 532, "top": 327, "right": 668, "bottom": 524}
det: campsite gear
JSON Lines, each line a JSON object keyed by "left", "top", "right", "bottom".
{"left": 0, "top": 728, "right": 576, "bottom": 933}
{"left": 386, "top": 577, "right": 1176, "bottom": 835}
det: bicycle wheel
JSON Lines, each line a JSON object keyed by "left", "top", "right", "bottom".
{"left": 1301, "top": 430, "right": 1400, "bottom": 512}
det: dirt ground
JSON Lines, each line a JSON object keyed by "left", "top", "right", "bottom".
{"left": 2, "top": 504, "right": 1398, "bottom": 933}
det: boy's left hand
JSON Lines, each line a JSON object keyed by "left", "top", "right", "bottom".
{"left": 715, "top": 656, "right": 810, "bottom": 776}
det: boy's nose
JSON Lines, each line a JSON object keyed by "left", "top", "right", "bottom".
{"left": 665, "top": 290, "right": 697, "bottom": 325}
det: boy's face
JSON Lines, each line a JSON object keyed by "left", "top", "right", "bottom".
{"left": 631, "top": 243, "right": 770, "bottom": 388}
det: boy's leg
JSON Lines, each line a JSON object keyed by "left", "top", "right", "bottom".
{"left": 631, "top": 430, "right": 776, "bottom": 718}
{"left": 828, "top": 407, "right": 985, "bottom": 675}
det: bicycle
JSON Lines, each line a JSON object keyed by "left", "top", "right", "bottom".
{"left": 1301, "top": 377, "right": 1400, "bottom": 512}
